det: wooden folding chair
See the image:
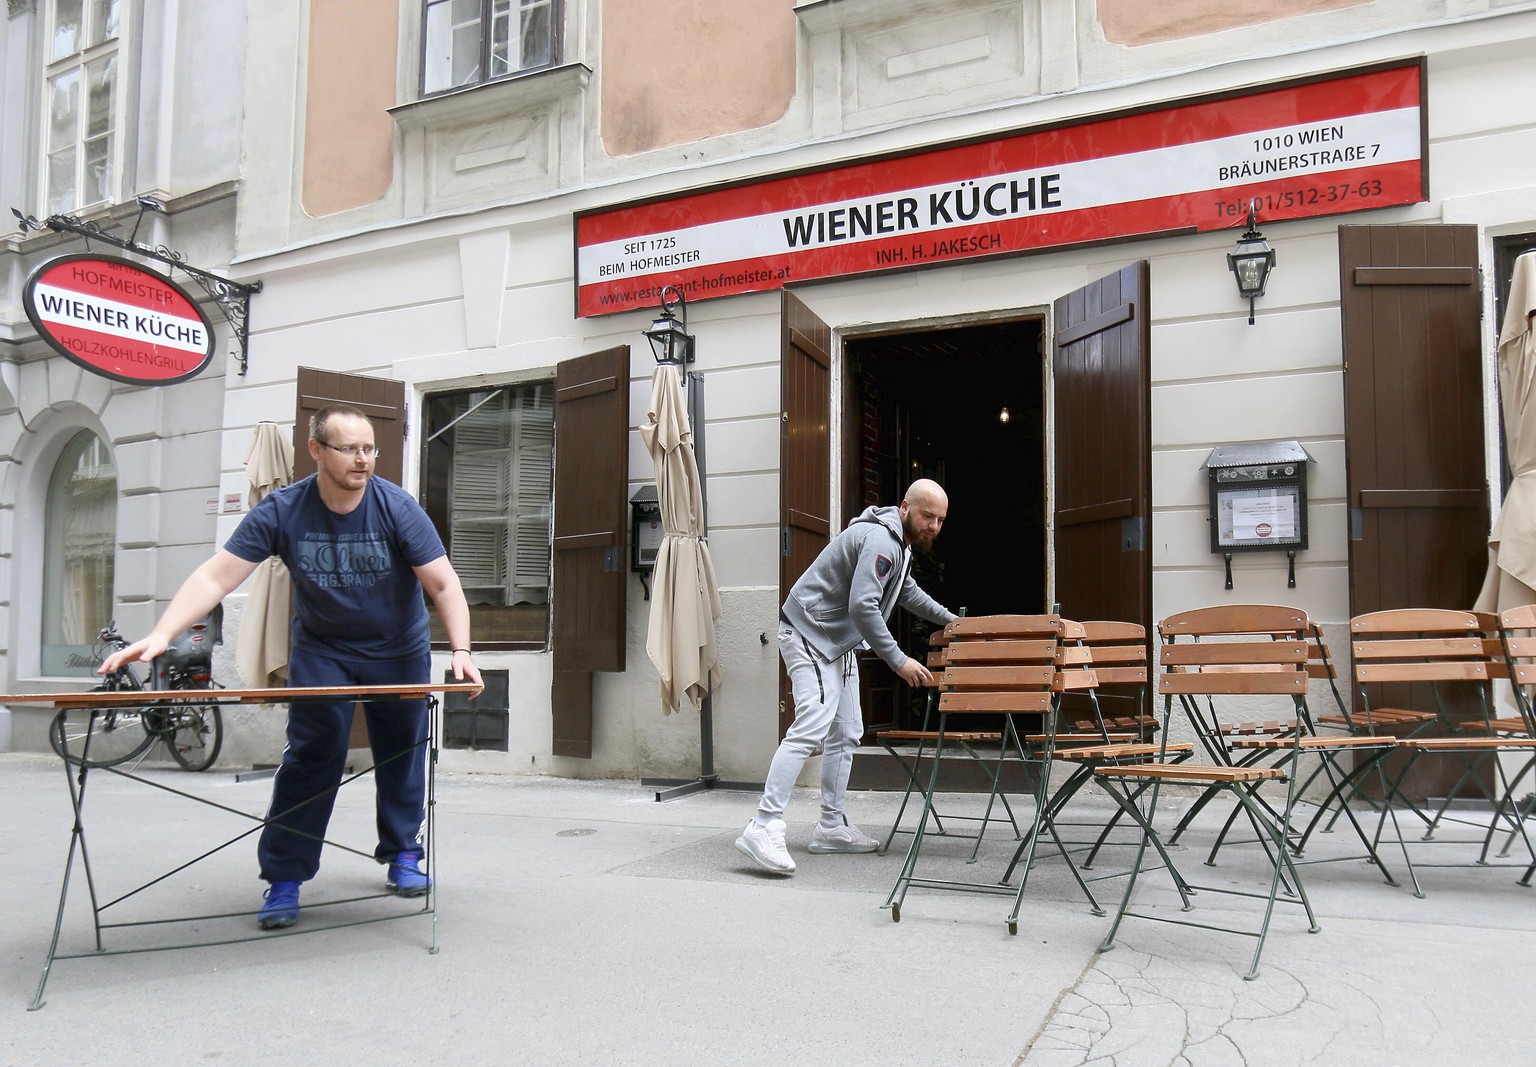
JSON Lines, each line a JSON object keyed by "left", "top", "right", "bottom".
{"left": 1288, "top": 621, "right": 1392, "bottom": 844}
{"left": 1160, "top": 609, "right": 1318, "bottom": 849}
{"left": 1095, "top": 604, "right": 1321, "bottom": 981}
{"left": 878, "top": 629, "right": 970, "bottom": 853}
{"left": 877, "top": 627, "right": 1022, "bottom": 857}
{"left": 1352, "top": 607, "right": 1536, "bottom": 897}
{"left": 1493, "top": 603, "right": 1536, "bottom": 882}
{"left": 999, "top": 620, "right": 1195, "bottom": 930}
{"left": 884, "top": 614, "right": 1059, "bottom": 924}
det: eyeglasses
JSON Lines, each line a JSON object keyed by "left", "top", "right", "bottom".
{"left": 318, "top": 442, "right": 381, "bottom": 459}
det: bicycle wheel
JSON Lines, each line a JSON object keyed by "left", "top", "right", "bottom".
{"left": 49, "top": 688, "right": 157, "bottom": 768}
{"left": 160, "top": 697, "right": 223, "bottom": 772}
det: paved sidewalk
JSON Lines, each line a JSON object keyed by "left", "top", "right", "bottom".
{"left": 2, "top": 750, "right": 1534, "bottom": 1066}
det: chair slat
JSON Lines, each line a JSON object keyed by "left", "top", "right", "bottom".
{"left": 1349, "top": 608, "right": 1481, "bottom": 633}
{"left": 942, "top": 665, "right": 1056, "bottom": 687}
{"left": 939, "top": 691, "right": 1054, "bottom": 713}
{"left": 1160, "top": 641, "right": 1306, "bottom": 666}
{"left": 1354, "top": 662, "right": 1489, "bottom": 683}
{"left": 1159, "top": 672, "right": 1306, "bottom": 695}
{"left": 947, "top": 640, "right": 1057, "bottom": 663}
{"left": 1350, "top": 636, "right": 1485, "bottom": 659}
{"left": 1157, "top": 603, "right": 1308, "bottom": 637}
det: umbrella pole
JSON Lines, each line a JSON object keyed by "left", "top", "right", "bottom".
{"left": 645, "top": 369, "right": 761, "bottom": 801}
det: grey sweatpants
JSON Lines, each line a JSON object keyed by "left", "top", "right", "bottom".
{"left": 755, "top": 621, "right": 863, "bottom": 828}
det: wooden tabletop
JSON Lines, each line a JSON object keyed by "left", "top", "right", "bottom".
{"left": 0, "top": 683, "right": 484, "bottom": 709}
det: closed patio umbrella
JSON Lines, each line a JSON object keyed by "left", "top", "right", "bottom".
{"left": 236, "top": 421, "right": 294, "bottom": 688}
{"left": 1476, "top": 252, "right": 1536, "bottom": 614}
{"left": 641, "top": 363, "right": 723, "bottom": 714}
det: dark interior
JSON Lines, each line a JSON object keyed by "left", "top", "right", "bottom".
{"left": 844, "top": 316, "right": 1046, "bottom": 731}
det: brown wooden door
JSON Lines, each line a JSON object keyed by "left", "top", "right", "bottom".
{"left": 779, "top": 292, "right": 833, "bottom": 737}
{"left": 551, "top": 345, "right": 631, "bottom": 757}
{"left": 1339, "top": 224, "right": 1489, "bottom": 800}
{"left": 1052, "top": 262, "right": 1152, "bottom": 639}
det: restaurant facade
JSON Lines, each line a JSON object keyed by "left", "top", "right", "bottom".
{"left": 3, "top": 1, "right": 1536, "bottom": 792}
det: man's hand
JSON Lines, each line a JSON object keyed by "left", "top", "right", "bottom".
{"left": 896, "top": 655, "right": 935, "bottom": 688}
{"left": 450, "top": 649, "right": 485, "bottom": 698}
{"left": 98, "top": 634, "right": 168, "bottom": 676}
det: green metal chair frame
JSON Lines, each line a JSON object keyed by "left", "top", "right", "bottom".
{"left": 883, "top": 614, "right": 1059, "bottom": 925}
{"left": 1095, "top": 604, "right": 1322, "bottom": 981}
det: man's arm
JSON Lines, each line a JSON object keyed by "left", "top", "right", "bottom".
{"left": 898, "top": 573, "right": 956, "bottom": 626}
{"left": 414, "top": 554, "right": 484, "bottom": 695}
{"left": 98, "top": 549, "right": 259, "bottom": 674}
{"left": 847, "top": 532, "right": 933, "bottom": 687}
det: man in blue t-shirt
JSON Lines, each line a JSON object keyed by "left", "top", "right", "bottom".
{"left": 101, "top": 404, "right": 483, "bottom": 930}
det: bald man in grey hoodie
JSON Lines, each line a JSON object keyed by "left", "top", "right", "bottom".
{"left": 736, "top": 479, "right": 956, "bottom": 875}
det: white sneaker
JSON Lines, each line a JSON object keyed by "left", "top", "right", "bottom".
{"left": 809, "top": 821, "right": 880, "bottom": 854}
{"left": 735, "top": 819, "right": 795, "bottom": 874}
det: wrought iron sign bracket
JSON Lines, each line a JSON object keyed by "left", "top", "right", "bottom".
{"left": 12, "top": 205, "right": 263, "bottom": 376}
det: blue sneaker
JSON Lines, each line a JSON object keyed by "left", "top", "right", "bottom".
{"left": 257, "top": 881, "right": 301, "bottom": 929}
{"left": 387, "top": 851, "right": 431, "bottom": 897}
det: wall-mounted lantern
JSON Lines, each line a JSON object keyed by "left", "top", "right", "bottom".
{"left": 644, "top": 284, "right": 695, "bottom": 365}
{"left": 1227, "top": 199, "right": 1277, "bottom": 325}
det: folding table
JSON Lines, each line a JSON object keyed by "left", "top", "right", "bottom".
{"left": 5, "top": 681, "right": 479, "bottom": 1010}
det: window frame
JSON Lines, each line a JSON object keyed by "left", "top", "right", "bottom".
{"left": 418, "top": 0, "right": 563, "bottom": 99}
{"left": 40, "top": 429, "right": 117, "bottom": 677}
{"left": 421, "top": 379, "right": 556, "bottom": 653}
{"left": 41, "top": 0, "right": 126, "bottom": 216}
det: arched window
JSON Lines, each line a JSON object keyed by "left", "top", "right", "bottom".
{"left": 41, "top": 430, "right": 116, "bottom": 675}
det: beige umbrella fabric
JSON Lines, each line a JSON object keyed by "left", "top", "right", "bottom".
{"left": 1476, "top": 252, "right": 1536, "bottom": 615}
{"left": 236, "top": 422, "right": 294, "bottom": 688}
{"left": 641, "top": 364, "right": 723, "bottom": 714}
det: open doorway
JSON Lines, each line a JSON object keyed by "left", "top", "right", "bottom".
{"left": 842, "top": 316, "right": 1047, "bottom": 739}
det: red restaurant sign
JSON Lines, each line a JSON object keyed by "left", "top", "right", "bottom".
{"left": 575, "top": 61, "right": 1425, "bottom": 318}
{"left": 23, "top": 253, "right": 217, "bottom": 385}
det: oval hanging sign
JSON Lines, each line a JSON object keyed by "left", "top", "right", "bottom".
{"left": 22, "top": 253, "right": 217, "bottom": 386}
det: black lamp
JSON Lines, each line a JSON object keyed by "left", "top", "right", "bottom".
{"left": 645, "top": 284, "right": 695, "bottom": 364}
{"left": 1226, "top": 199, "right": 1276, "bottom": 325}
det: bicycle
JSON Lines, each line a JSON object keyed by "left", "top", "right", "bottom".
{"left": 49, "top": 613, "right": 225, "bottom": 772}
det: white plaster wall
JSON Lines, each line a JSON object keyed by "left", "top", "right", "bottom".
{"left": 160, "top": 4, "right": 1536, "bottom": 782}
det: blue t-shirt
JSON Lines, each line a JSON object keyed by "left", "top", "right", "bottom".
{"left": 225, "top": 474, "right": 446, "bottom": 661}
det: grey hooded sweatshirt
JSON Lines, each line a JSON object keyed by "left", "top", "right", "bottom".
{"left": 780, "top": 505, "right": 956, "bottom": 671}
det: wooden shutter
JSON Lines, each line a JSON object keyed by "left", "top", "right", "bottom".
{"left": 551, "top": 345, "right": 630, "bottom": 758}
{"left": 1340, "top": 224, "right": 1487, "bottom": 612}
{"left": 1339, "top": 224, "right": 1489, "bottom": 801}
{"left": 293, "top": 367, "right": 406, "bottom": 485}
{"left": 779, "top": 292, "right": 834, "bottom": 737}
{"left": 1052, "top": 262, "right": 1152, "bottom": 638}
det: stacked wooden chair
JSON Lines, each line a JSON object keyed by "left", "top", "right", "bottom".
{"left": 998, "top": 620, "right": 1194, "bottom": 930}
{"left": 884, "top": 615, "right": 1059, "bottom": 923}
{"left": 876, "top": 625, "right": 1024, "bottom": 860}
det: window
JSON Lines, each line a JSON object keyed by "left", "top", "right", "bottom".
{"left": 42, "top": 431, "right": 117, "bottom": 675}
{"left": 423, "top": 382, "right": 554, "bottom": 648}
{"left": 44, "top": 0, "right": 122, "bottom": 214}
{"left": 421, "top": 0, "right": 560, "bottom": 96}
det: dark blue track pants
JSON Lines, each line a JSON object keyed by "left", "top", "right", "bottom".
{"left": 256, "top": 644, "right": 430, "bottom": 883}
